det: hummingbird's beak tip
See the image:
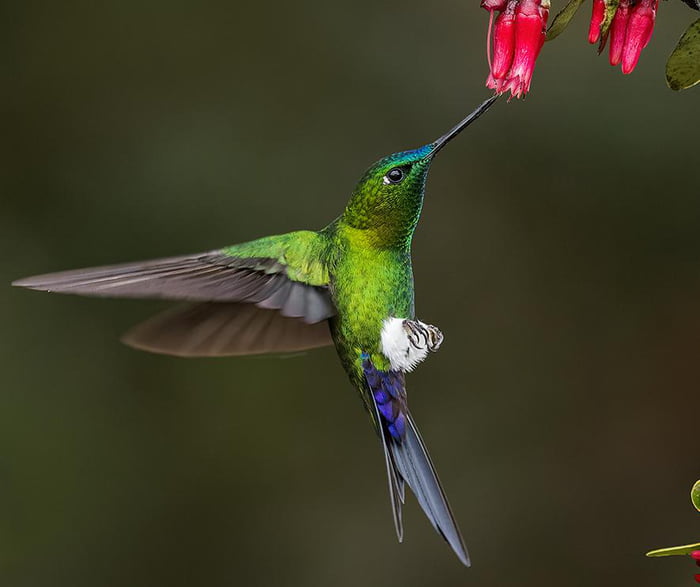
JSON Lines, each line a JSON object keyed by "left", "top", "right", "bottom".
{"left": 425, "top": 94, "right": 500, "bottom": 159}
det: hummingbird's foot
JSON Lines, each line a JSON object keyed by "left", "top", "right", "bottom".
{"left": 380, "top": 317, "right": 443, "bottom": 372}
{"left": 402, "top": 319, "right": 443, "bottom": 353}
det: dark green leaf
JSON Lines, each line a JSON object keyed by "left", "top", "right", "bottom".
{"left": 546, "top": 0, "right": 587, "bottom": 40}
{"left": 666, "top": 18, "right": 700, "bottom": 90}
{"left": 678, "top": 0, "right": 699, "bottom": 12}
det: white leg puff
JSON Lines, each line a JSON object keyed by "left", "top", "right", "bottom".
{"left": 380, "top": 317, "right": 444, "bottom": 372}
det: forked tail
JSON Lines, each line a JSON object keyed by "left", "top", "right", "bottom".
{"left": 386, "top": 411, "right": 470, "bottom": 566}
{"left": 362, "top": 355, "right": 470, "bottom": 566}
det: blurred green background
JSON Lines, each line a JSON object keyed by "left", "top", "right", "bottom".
{"left": 2, "top": 2, "right": 698, "bottom": 586}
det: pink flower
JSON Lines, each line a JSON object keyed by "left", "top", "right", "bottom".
{"left": 609, "top": 0, "right": 631, "bottom": 65}
{"left": 622, "top": 0, "right": 658, "bottom": 73}
{"left": 483, "top": 0, "right": 550, "bottom": 99}
{"left": 606, "top": 0, "right": 659, "bottom": 74}
{"left": 489, "top": 0, "right": 517, "bottom": 80}
{"left": 692, "top": 551, "right": 700, "bottom": 583}
{"left": 588, "top": 0, "right": 606, "bottom": 44}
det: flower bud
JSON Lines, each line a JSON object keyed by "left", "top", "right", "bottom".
{"left": 588, "top": 0, "right": 606, "bottom": 44}
{"left": 609, "top": 0, "right": 631, "bottom": 66}
{"left": 621, "top": 0, "right": 658, "bottom": 73}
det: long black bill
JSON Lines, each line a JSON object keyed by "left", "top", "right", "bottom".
{"left": 425, "top": 94, "right": 499, "bottom": 159}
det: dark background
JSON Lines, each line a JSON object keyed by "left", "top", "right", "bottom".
{"left": 2, "top": 2, "right": 698, "bottom": 586}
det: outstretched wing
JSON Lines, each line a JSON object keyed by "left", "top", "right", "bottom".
{"left": 361, "top": 355, "right": 470, "bottom": 566}
{"left": 13, "top": 231, "right": 336, "bottom": 356}
{"left": 122, "top": 302, "right": 333, "bottom": 357}
{"left": 13, "top": 231, "right": 334, "bottom": 325}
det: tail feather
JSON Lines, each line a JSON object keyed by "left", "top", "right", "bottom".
{"left": 372, "top": 399, "right": 405, "bottom": 541}
{"left": 381, "top": 431, "right": 405, "bottom": 542}
{"left": 386, "top": 412, "right": 470, "bottom": 566}
{"left": 361, "top": 354, "right": 468, "bottom": 565}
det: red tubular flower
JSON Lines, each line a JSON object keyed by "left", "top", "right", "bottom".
{"left": 609, "top": 0, "right": 631, "bottom": 65}
{"left": 588, "top": 0, "right": 606, "bottom": 44}
{"left": 483, "top": 0, "right": 549, "bottom": 98}
{"left": 506, "top": 0, "right": 549, "bottom": 97}
{"left": 621, "top": 0, "right": 658, "bottom": 73}
{"left": 490, "top": 0, "right": 518, "bottom": 81}
{"left": 605, "top": 0, "right": 659, "bottom": 73}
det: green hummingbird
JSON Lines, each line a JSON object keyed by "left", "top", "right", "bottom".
{"left": 13, "top": 96, "right": 497, "bottom": 566}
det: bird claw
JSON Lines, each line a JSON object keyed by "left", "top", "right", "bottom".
{"left": 402, "top": 320, "right": 443, "bottom": 353}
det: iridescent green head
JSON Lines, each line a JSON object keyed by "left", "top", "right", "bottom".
{"left": 342, "top": 96, "right": 498, "bottom": 248}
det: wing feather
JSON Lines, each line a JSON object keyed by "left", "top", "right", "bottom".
{"left": 13, "top": 251, "right": 335, "bottom": 325}
{"left": 122, "top": 302, "right": 333, "bottom": 357}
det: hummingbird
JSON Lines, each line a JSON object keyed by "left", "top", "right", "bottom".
{"left": 13, "top": 96, "right": 498, "bottom": 566}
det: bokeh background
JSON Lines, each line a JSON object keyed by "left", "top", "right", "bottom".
{"left": 2, "top": 2, "right": 698, "bottom": 586}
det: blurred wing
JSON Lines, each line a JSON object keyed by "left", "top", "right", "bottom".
{"left": 123, "top": 302, "right": 333, "bottom": 357}
{"left": 12, "top": 231, "right": 335, "bottom": 325}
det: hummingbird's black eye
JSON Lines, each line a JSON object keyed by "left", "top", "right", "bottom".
{"left": 384, "top": 167, "right": 405, "bottom": 184}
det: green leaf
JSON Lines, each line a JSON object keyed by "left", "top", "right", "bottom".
{"left": 666, "top": 18, "right": 700, "bottom": 91}
{"left": 678, "top": 0, "right": 699, "bottom": 12}
{"left": 646, "top": 542, "right": 700, "bottom": 557}
{"left": 646, "top": 481, "right": 700, "bottom": 560}
{"left": 598, "top": 0, "right": 620, "bottom": 51}
{"left": 546, "top": 0, "right": 587, "bottom": 40}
